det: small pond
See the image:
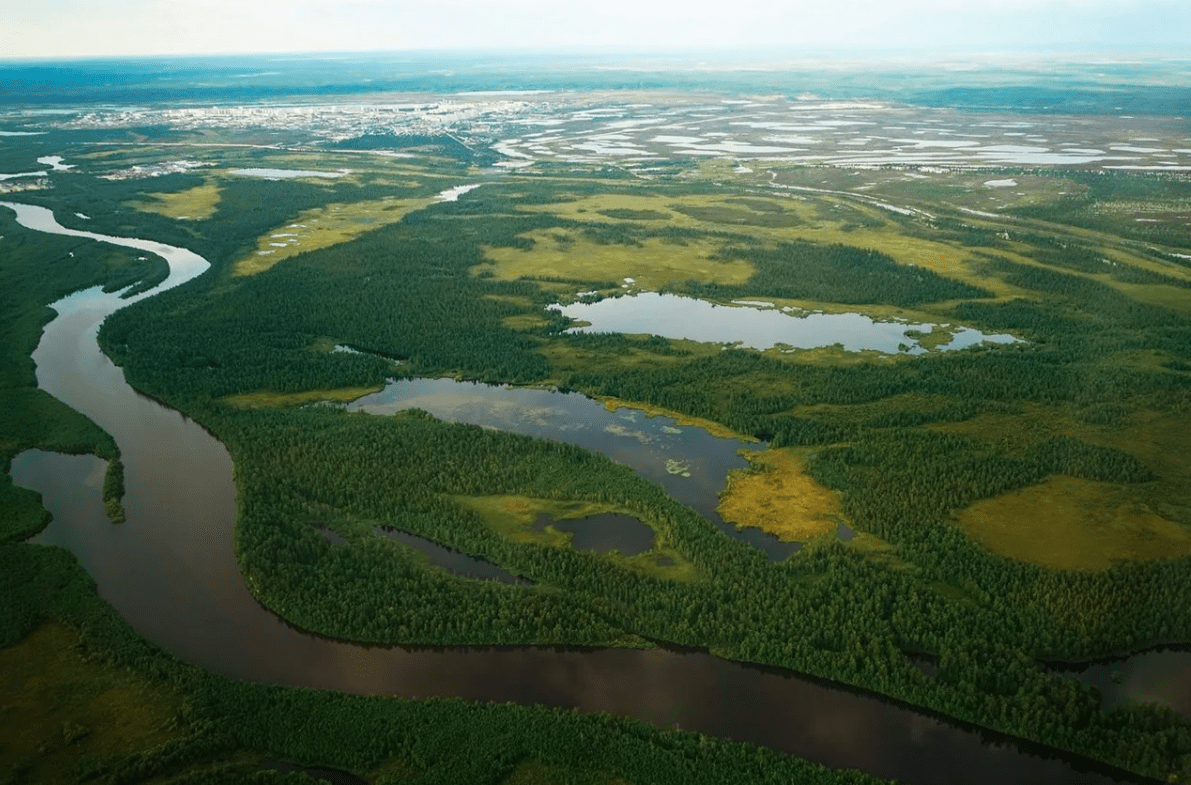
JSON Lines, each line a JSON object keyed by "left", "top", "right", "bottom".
{"left": 533, "top": 512, "right": 654, "bottom": 557}
{"left": 347, "top": 378, "right": 800, "bottom": 559}
{"left": 551, "top": 292, "right": 1016, "bottom": 354}
{"left": 373, "top": 527, "right": 527, "bottom": 584}
{"left": 436, "top": 183, "right": 482, "bottom": 201}
{"left": 36, "top": 155, "right": 73, "bottom": 171}
{"left": 1054, "top": 647, "right": 1191, "bottom": 717}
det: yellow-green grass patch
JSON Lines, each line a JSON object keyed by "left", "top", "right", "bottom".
{"left": 233, "top": 196, "right": 437, "bottom": 276}
{"left": 937, "top": 396, "right": 1190, "bottom": 489}
{"left": 795, "top": 225, "right": 1015, "bottom": 297}
{"left": 510, "top": 190, "right": 1021, "bottom": 297}
{"left": 1112, "top": 282, "right": 1191, "bottom": 315}
{"left": 957, "top": 475, "right": 1191, "bottom": 570}
{"left": 0, "top": 623, "right": 183, "bottom": 785}
{"left": 457, "top": 495, "right": 617, "bottom": 545}
{"left": 967, "top": 208, "right": 1191, "bottom": 286}
{"left": 455, "top": 494, "right": 627, "bottom": 547}
{"left": 1100, "top": 246, "right": 1191, "bottom": 282}
{"left": 455, "top": 494, "right": 698, "bottom": 581}
{"left": 601, "top": 397, "right": 755, "bottom": 441}
{"left": 761, "top": 344, "right": 907, "bottom": 368}
{"left": 503, "top": 313, "right": 552, "bottom": 330}
{"left": 220, "top": 385, "right": 382, "bottom": 409}
{"left": 621, "top": 548, "right": 699, "bottom": 582}
{"left": 992, "top": 241, "right": 1191, "bottom": 312}
{"left": 717, "top": 447, "right": 846, "bottom": 542}
{"left": 938, "top": 400, "right": 1191, "bottom": 554}
{"left": 789, "top": 393, "right": 968, "bottom": 425}
{"left": 129, "top": 182, "right": 222, "bottom": 220}
{"left": 840, "top": 530, "right": 918, "bottom": 571}
{"left": 478, "top": 228, "right": 754, "bottom": 289}
{"left": 667, "top": 202, "right": 806, "bottom": 228}
{"left": 537, "top": 338, "right": 722, "bottom": 378}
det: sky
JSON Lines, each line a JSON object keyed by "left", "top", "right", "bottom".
{"left": 2, "top": 0, "right": 1189, "bottom": 59}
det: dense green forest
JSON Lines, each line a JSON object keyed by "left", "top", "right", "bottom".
{"left": 0, "top": 536, "right": 889, "bottom": 785}
{"left": 0, "top": 195, "right": 893, "bottom": 785}
{"left": 6, "top": 144, "right": 1191, "bottom": 783}
{"left": 0, "top": 208, "right": 161, "bottom": 541}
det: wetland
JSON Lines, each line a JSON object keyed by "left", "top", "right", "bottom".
{"left": 5, "top": 212, "right": 1136, "bottom": 785}
{"left": 3, "top": 57, "right": 1191, "bottom": 784}
{"left": 552, "top": 292, "right": 1017, "bottom": 354}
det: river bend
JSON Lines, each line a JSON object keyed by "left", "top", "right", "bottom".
{"left": 2, "top": 201, "right": 1140, "bottom": 785}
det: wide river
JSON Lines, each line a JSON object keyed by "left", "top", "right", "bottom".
{"left": 2, "top": 201, "right": 1151, "bottom": 785}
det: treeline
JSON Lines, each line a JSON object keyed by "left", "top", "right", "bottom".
{"left": 33, "top": 170, "right": 1191, "bottom": 780}
{"left": 1014, "top": 232, "right": 1191, "bottom": 288}
{"left": 0, "top": 210, "right": 144, "bottom": 542}
{"left": 100, "top": 210, "right": 574, "bottom": 404}
{"left": 566, "top": 342, "right": 1190, "bottom": 443}
{"left": 809, "top": 429, "right": 1155, "bottom": 542}
{"left": 670, "top": 239, "right": 993, "bottom": 306}
{"left": 216, "top": 404, "right": 748, "bottom": 646}
{"left": 1009, "top": 170, "right": 1191, "bottom": 250}
{"left": 25, "top": 167, "right": 449, "bottom": 275}
{"left": 0, "top": 537, "right": 891, "bottom": 785}
{"left": 1, "top": 183, "right": 904, "bottom": 785}
{"left": 960, "top": 256, "right": 1191, "bottom": 359}
{"left": 203, "top": 402, "right": 1191, "bottom": 781}
{"left": 103, "top": 458, "right": 126, "bottom": 523}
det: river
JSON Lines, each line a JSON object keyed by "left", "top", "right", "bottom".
{"left": 1, "top": 200, "right": 1149, "bottom": 785}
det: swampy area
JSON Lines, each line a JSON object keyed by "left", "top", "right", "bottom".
{"left": 3, "top": 56, "right": 1191, "bottom": 785}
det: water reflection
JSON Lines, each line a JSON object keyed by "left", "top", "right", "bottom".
{"left": 533, "top": 512, "right": 654, "bottom": 556}
{"left": 551, "top": 292, "right": 1017, "bottom": 354}
{"left": 2, "top": 449, "right": 1148, "bottom": 784}
{"left": 374, "top": 527, "right": 527, "bottom": 583}
{"left": 1056, "top": 648, "right": 1191, "bottom": 716}
{"left": 3, "top": 198, "right": 1150, "bottom": 785}
{"left": 0, "top": 201, "right": 208, "bottom": 296}
{"left": 347, "top": 378, "right": 798, "bottom": 559}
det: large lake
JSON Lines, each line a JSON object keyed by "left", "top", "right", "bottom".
{"left": 551, "top": 292, "right": 1017, "bottom": 353}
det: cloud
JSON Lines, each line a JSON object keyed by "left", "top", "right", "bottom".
{"left": 2, "top": 0, "right": 1188, "bottom": 57}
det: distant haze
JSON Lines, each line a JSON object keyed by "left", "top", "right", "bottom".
{"left": 2, "top": 0, "right": 1189, "bottom": 59}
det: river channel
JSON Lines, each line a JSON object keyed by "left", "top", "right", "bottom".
{"left": 2, "top": 200, "right": 1152, "bottom": 785}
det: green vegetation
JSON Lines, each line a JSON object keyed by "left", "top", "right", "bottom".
{"left": 0, "top": 208, "right": 161, "bottom": 542}
{"left": 129, "top": 182, "right": 222, "bottom": 221}
{"left": 0, "top": 540, "right": 889, "bottom": 785}
{"left": 1010, "top": 171, "right": 1191, "bottom": 250}
{"left": 478, "top": 227, "right": 756, "bottom": 291}
{"left": 102, "top": 458, "right": 125, "bottom": 523}
{"left": 667, "top": 239, "right": 993, "bottom": 306}
{"left": 233, "top": 195, "right": 438, "bottom": 276}
{"left": 453, "top": 495, "right": 698, "bottom": 580}
{"left": 717, "top": 448, "right": 844, "bottom": 542}
{"left": 7, "top": 140, "right": 1191, "bottom": 783}
{"left": 958, "top": 474, "right": 1191, "bottom": 569}
{"left": 0, "top": 196, "right": 888, "bottom": 785}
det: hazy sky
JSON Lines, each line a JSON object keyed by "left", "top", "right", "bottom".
{"left": 3, "top": 0, "right": 1188, "bottom": 59}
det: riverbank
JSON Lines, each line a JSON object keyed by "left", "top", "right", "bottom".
{"left": 1, "top": 198, "right": 1157, "bottom": 784}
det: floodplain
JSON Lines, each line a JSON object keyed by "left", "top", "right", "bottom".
{"left": 3, "top": 56, "right": 1191, "bottom": 785}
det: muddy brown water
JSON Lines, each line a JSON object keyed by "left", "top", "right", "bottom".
{"left": 3, "top": 201, "right": 1153, "bottom": 784}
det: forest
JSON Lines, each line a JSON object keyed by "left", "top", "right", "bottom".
{"left": 4, "top": 122, "right": 1191, "bottom": 784}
